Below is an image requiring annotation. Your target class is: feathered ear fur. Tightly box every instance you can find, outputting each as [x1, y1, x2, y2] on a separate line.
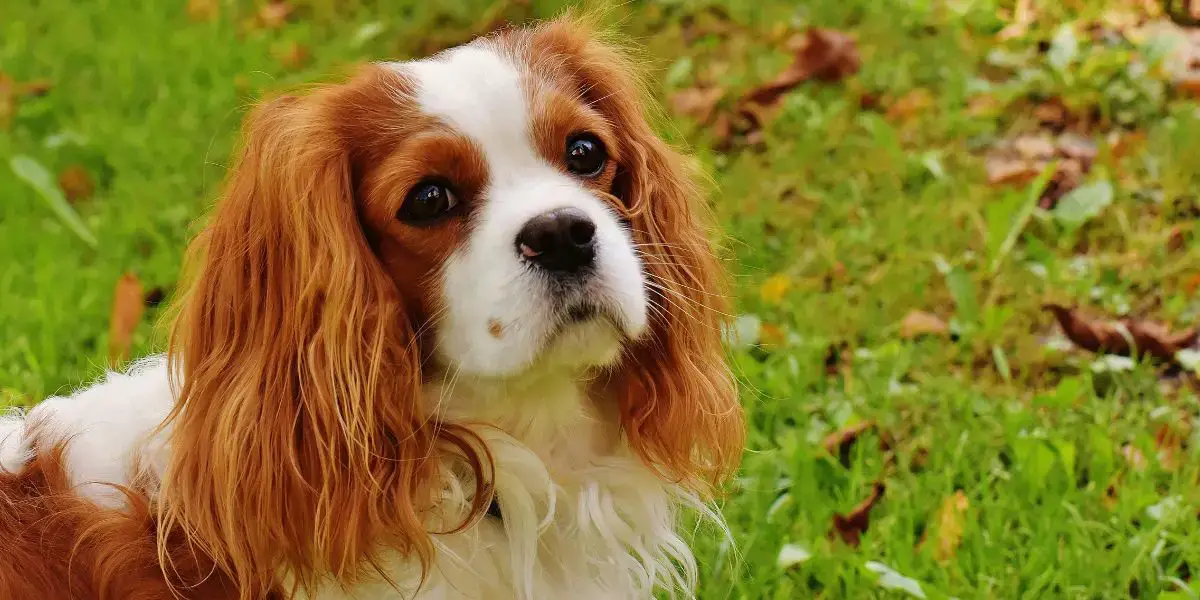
[528, 19, 745, 494]
[160, 73, 485, 598]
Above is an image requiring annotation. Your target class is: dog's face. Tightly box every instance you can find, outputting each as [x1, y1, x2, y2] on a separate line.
[163, 19, 743, 594]
[358, 41, 650, 377]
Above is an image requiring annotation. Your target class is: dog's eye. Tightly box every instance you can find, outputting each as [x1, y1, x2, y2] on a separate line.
[397, 179, 458, 224]
[565, 134, 607, 177]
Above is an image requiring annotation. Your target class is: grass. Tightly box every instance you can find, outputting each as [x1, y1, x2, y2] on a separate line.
[4, 0, 1200, 598]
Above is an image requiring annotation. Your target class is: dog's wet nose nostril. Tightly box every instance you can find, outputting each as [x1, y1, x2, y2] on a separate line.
[516, 208, 596, 274]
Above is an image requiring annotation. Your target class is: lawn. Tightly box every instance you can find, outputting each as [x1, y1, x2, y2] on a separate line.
[4, 0, 1200, 598]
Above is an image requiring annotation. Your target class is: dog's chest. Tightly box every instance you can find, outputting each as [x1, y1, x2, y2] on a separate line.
[309, 379, 693, 599]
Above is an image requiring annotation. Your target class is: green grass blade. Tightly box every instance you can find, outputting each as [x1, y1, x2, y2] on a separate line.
[10, 155, 98, 249]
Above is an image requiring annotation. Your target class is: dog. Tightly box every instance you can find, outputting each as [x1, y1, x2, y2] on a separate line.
[0, 17, 743, 599]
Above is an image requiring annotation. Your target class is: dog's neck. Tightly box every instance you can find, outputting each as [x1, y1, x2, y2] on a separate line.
[424, 366, 623, 471]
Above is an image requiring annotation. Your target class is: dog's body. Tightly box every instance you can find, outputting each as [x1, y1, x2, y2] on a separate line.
[1, 358, 699, 598]
[0, 18, 742, 600]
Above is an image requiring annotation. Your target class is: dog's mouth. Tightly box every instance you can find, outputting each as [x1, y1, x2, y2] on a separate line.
[550, 299, 625, 339]
[564, 303, 598, 325]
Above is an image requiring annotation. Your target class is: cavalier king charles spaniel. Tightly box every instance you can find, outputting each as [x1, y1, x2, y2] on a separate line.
[0, 17, 743, 600]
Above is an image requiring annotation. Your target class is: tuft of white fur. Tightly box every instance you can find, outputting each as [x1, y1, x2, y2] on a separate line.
[1, 357, 174, 506]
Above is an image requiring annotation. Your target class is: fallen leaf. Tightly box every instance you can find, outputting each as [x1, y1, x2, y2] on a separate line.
[1154, 422, 1190, 471]
[742, 29, 860, 107]
[821, 420, 876, 466]
[759, 273, 793, 304]
[966, 94, 1001, 118]
[15, 79, 51, 96]
[998, 0, 1037, 40]
[1045, 304, 1199, 364]
[1, 74, 53, 130]
[1056, 133, 1098, 165]
[258, 1, 294, 29]
[922, 491, 969, 561]
[57, 164, 95, 203]
[900, 310, 949, 339]
[187, 0, 220, 22]
[831, 481, 886, 547]
[1185, 274, 1200, 296]
[759, 322, 786, 347]
[1033, 98, 1070, 128]
[1109, 130, 1147, 160]
[824, 341, 852, 378]
[884, 88, 934, 123]
[680, 5, 736, 46]
[985, 155, 1040, 186]
[669, 86, 724, 124]
[1167, 225, 1189, 252]
[1040, 159, 1086, 210]
[1013, 135, 1058, 160]
[273, 41, 309, 70]
[108, 273, 146, 366]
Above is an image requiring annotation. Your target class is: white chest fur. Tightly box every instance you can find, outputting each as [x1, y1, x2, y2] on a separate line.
[0, 359, 704, 599]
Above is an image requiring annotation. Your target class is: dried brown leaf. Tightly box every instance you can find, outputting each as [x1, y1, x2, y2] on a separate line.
[1056, 132, 1098, 164]
[985, 155, 1040, 186]
[680, 6, 736, 46]
[759, 322, 786, 348]
[998, 0, 1036, 40]
[742, 28, 860, 107]
[1154, 422, 1190, 471]
[1167, 225, 1190, 252]
[1109, 131, 1148, 160]
[16, 79, 51, 96]
[900, 310, 949, 339]
[1, 74, 53, 130]
[822, 420, 875, 462]
[1039, 158, 1085, 210]
[669, 86, 725, 124]
[921, 491, 969, 561]
[831, 481, 886, 547]
[58, 165, 95, 203]
[1179, 76, 1200, 99]
[1045, 303, 1200, 364]
[884, 88, 934, 123]
[258, 1, 294, 29]
[108, 274, 145, 366]
[1033, 98, 1070, 128]
[187, 0, 220, 22]
[966, 94, 1001, 118]
[1185, 274, 1200, 296]
[274, 41, 309, 70]
[1014, 135, 1057, 160]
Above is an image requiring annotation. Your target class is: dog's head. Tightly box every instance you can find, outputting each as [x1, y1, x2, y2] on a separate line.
[163, 17, 743, 595]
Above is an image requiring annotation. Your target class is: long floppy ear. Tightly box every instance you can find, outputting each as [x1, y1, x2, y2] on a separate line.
[531, 19, 745, 494]
[160, 74, 484, 597]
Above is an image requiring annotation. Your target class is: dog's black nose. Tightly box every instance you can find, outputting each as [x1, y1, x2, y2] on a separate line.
[516, 208, 596, 274]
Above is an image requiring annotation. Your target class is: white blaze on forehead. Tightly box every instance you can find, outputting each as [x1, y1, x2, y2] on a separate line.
[402, 44, 541, 176]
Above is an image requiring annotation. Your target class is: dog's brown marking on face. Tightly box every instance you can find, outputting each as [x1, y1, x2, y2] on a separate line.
[487, 319, 504, 340]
